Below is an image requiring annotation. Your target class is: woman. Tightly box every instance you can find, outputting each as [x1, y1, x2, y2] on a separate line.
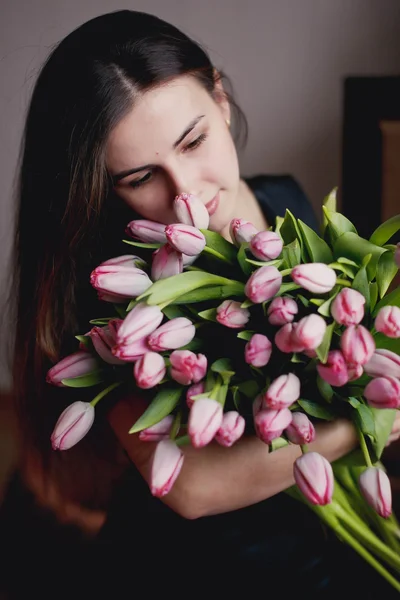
[4, 9, 400, 597]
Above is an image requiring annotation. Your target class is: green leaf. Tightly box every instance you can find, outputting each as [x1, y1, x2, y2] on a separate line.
[297, 399, 335, 420]
[369, 407, 396, 461]
[369, 282, 378, 313]
[237, 330, 255, 341]
[173, 282, 245, 304]
[237, 379, 259, 399]
[270, 436, 289, 451]
[328, 261, 357, 278]
[350, 400, 376, 439]
[241, 299, 253, 309]
[275, 216, 285, 236]
[317, 294, 337, 317]
[231, 386, 241, 410]
[276, 283, 302, 296]
[211, 358, 234, 374]
[237, 243, 253, 276]
[75, 335, 91, 349]
[323, 187, 338, 212]
[61, 370, 105, 388]
[374, 333, 400, 354]
[282, 239, 302, 269]
[316, 374, 334, 402]
[315, 322, 335, 363]
[129, 385, 182, 433]
[376, 250, 398, 298]
[333, 232, 386, 281]
[162, 305, 188, 320]
[352, 263, 370, 314]
[310, 298, 324, 307]
[372, 285, 400, 316]
[245, 259, 283, 268]
[298, 220, 333, 263]
[123, 239, 161, 249]
[280, 210, 307, 262]
[89, 317, 114, 325]
[369, 214, 400, 246]
[200, 229, 238, 264]
[322, 207, 357, 245]
[197, 308, 217, 322]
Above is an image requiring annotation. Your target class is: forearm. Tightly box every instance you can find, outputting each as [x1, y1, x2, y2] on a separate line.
[108, 396, 358, 520]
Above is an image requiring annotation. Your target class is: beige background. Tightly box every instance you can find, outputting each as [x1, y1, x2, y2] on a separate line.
[1, 0, 400, 388]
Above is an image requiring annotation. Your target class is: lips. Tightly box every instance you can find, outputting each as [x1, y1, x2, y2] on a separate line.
[205, 192, 220, 216]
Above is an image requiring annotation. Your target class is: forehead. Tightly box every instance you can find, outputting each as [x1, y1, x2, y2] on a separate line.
[106, 75, 213, 169]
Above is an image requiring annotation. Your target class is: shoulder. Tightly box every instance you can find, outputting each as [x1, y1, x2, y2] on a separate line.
[245, 174, 320, 232]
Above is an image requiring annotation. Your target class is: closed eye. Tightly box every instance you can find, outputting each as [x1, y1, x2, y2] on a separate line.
[182, 132, 208, 152]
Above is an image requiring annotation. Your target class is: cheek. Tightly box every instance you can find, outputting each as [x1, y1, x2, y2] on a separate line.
[205, 130, 239, 184]
[115, 186, 175, 224]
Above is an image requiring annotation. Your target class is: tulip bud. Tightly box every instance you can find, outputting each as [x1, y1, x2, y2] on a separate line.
[148, 317, 196, 352]
[188, 398, 223, 448]
[245, 265, 282, 304]
[186, 382, 206, 408]
[46, 351, 100, 387]
[249, 231, 283, 261]
[294, 452, 334, 505]
[364, 348, 400, 379]
[134, 352, 166, 389]
[229, 218, 258, 246]
[316, 350, 349, 387]
[245, 333, 272, 367]
[116, 303, 164, 347]
[112, 336, 150, 361]
[330, 288, 365, 326]
[169, 350, 207, 385]
[340, 324, 375, 366]
[51, 401, 95, 450]
[216, 300, 250, 329]
[364, 376, 400, 409]
[101, 254, 147, 270]
[359, 467, 392, 518]
[215, 411, 246, 447]
[89, 320, 125, 365]
[347, 363, 363, 381]
[264, 373, 301, 409]
[285, 412, 316, 445]
[267, 296, 298, 326]
[254, 408, 292, 444]
[395, 243, 400, 268]
[139, 415, 174, 442]
[173, 192, 210, 230]
[150, 439, 184, 497]
[292, 314, 327, 351]
[165, 224, 206, 256]
[90, 264, 152, 299]
[375, 306, 400, 338]
[126, 219, 167, 243]
[274, 323, 304, 354]
[291, 263, 336, 294]
[151, 244, 183, 281]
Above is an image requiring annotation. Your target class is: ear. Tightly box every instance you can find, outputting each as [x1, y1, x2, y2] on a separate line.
[213, 69, 231, 123]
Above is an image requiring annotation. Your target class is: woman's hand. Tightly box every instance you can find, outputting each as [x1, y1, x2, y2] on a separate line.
[385, 411, 400, 447]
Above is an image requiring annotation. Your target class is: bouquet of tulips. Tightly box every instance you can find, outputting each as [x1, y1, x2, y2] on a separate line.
[48, 190, 400, 590]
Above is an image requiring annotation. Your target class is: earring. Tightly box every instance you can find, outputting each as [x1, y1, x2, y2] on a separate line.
[226, 118, 231, 127]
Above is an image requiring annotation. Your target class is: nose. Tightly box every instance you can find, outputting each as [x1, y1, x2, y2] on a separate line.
[166, 162, 200, 200]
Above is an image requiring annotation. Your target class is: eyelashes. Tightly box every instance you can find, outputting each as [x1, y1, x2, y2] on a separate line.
[129, 133, 208, 189]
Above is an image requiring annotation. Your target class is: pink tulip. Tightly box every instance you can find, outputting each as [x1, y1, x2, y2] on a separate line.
[375, 306, 400, 338]
[291, 263, 336, 294]
[229, 218, 258, 246]
[364, 376, 400, 409]
[51, 401, 95, 450]
[394, 243, 400, 268]
[173, 192, 210, 230]
[134, 352, 166, 389]
[151, 244, 183, 281]
[244, 265, 282, 304]
[89, 319, 125, 365]
[264, 373, 301, 409]
[364, 348, 400, 379]
[186, 382, 206, 408]
[112, 336, 150, 361]
[348, 363, 363, 381]
[216, 300, 250, 329]
[292, 314, 327, 351]
[139, 415, 174, 442]
[254, 408, 293, 444]
[125, 219, 167, 243]
[150, 439, 184, 497]
[341, 324, 375, 366]
[188, 398, 223, 448]
[294, 452, 334, 506]
[215, 411, 246, 447]
[285, 412, 316, 445]
[245, 333, 272, 367]
[267, 296, 298, 326]
[249, 231, 283, 261]
[165, 224, 206, 256]
[90, 264, 152, 299]
[169, 350, 207, 385]
[116, 303, 164, 347]
[101, 254, 147, 269]
[359, 467, 392, 518]
[46, 351, 100, 387]
[275, 323, 304, 354]
[330, 288, 365, 326]
[316, 350, 349, 387]
[147, 317, 196, 352]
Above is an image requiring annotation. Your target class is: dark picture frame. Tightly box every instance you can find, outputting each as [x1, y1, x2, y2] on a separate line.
[341, 76, 400, 239]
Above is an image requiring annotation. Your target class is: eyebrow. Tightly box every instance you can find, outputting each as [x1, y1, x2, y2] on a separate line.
[111, 115, 205, 184]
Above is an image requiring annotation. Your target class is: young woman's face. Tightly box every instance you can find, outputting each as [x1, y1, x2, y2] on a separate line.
[106, 75, 241, 234]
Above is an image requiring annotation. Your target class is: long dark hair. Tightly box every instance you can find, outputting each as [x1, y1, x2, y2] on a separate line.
[10, 9, 247, 509]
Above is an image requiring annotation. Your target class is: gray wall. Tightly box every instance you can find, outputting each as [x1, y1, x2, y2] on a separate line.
[1, 0, 400, 386]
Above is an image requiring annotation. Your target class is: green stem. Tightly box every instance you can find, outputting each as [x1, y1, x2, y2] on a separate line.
[280, 268, 292, 277]
[336, 278, 352, 287]
[90, 381, 122, 407]
[203, 246, 234, 265]
[175, 434, 190, 447]
[358, 431, 373, 468]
